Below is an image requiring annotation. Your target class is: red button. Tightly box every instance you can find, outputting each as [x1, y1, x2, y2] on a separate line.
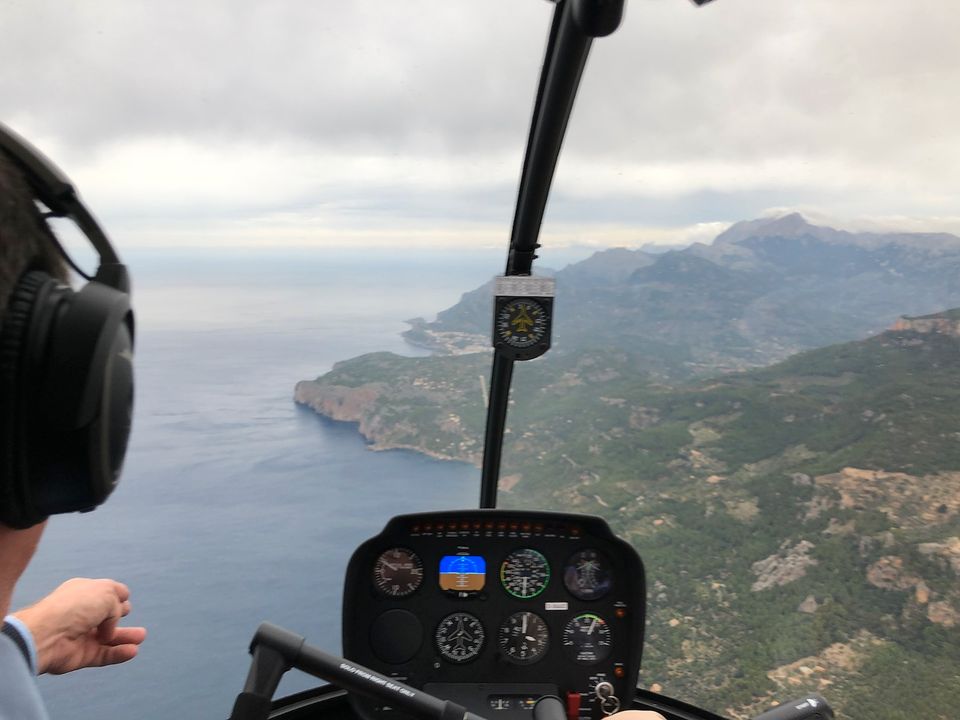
[566, 692, 581, 720]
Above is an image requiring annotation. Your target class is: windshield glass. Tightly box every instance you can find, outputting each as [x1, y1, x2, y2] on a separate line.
[7, 2, 959, 720]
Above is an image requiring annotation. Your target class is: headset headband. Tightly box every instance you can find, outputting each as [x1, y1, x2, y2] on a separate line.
[0, 122, 129, 294]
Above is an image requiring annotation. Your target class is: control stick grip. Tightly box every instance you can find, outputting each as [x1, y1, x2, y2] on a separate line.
[752, 695, 834, 720]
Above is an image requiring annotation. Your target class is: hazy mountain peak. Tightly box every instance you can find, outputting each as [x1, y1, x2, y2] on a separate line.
[714, 213, 820, 245]
[713, 213, 960, 251]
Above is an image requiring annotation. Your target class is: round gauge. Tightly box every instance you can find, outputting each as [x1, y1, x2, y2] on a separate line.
[562, 613, 613, 665]
[498, 611, 549, 665]
[500, 548, 550, 599]
[435, 613, 485, 663]
[495, 298, 549, 349]
[563, 548, 613, 600]
[373, 548, 424, 598]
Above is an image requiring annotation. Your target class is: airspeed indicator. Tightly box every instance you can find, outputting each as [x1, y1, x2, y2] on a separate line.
[500, 548, 550, 599]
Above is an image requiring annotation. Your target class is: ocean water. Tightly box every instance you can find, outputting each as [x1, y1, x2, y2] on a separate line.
[11, 248, 529, 720]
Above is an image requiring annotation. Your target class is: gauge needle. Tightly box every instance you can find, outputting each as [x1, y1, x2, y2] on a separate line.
[587, 618, 597, 635]
[525, 636, 537, 642]
[522, 577, 528, 594]
[522, 614, 528, 634]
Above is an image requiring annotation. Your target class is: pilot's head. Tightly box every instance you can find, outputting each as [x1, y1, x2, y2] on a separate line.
[0, 125, 134, 536]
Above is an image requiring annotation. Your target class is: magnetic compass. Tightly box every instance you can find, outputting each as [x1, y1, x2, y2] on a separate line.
[492, 276, 555, 361]
[495, 298, 549, 349]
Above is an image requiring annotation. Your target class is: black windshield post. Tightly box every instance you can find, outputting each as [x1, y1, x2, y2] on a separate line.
[480, 354, 514, 509]
[478, 0, 625, 509]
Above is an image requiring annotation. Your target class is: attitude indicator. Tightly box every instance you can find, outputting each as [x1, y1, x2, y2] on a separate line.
[439, 555, 486, 592]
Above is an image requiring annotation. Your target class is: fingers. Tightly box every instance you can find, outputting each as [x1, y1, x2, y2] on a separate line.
[91, 626, 146, 667]
[103, 579, 131, 604]
[95, 581, 133, 643]
[93, 642, 141, 668]
[97, 614, 120, 643]
[106, 626, 147, 647]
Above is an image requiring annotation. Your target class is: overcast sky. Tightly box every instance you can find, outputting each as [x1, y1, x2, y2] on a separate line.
[3, 0, 959, 251]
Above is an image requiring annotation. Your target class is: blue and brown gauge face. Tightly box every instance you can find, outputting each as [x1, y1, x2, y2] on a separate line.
[563, 549, 613, 601]
[436, 612, 485, 664]
[562, 613, 612, 665]
[373, 547, 424, 598]
[495, 298, 549, 349]
[439, 555, 486, 592]
[498, 611, 549, 664]
[500, 548, 550, 599]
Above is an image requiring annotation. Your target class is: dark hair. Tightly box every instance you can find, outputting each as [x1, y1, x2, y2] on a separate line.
[0, 153, 68, 318]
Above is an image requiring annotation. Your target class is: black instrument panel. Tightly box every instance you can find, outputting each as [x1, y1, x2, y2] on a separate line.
[342, 511, 645, 720]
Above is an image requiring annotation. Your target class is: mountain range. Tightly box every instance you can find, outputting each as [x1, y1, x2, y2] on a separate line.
[404, 214, 960, 376]
[294, 215, 960, 719]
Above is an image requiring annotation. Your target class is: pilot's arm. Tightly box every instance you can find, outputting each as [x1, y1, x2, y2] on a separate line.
[12, 578, 146, 675]
[609, 711, 667, 720]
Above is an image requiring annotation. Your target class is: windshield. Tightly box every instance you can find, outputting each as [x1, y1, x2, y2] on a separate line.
[7, 2, 960, 720]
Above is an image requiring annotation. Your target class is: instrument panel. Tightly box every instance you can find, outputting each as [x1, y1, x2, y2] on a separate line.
[342, 511, 645, 720]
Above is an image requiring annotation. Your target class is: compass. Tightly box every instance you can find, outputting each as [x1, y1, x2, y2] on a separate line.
[495, 298, 549, 348]
[491, 276, 555, 361]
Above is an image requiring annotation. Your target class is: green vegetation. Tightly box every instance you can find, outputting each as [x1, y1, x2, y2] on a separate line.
[298, 317, 960, 719]
[299, 220, 960, 716]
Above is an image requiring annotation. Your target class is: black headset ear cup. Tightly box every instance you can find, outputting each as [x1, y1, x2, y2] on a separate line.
[40, 280, 134, 513]
[0, 270, 134, 528]
[0, 270, 57, 527]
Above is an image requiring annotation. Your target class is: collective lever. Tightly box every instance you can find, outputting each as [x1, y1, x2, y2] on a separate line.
[229, 622, 491, 720]
[751, 695, 834, 720]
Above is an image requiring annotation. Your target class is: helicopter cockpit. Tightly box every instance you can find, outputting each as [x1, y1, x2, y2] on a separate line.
[228, 510, 827, 720]
[227, 6, 834, 719]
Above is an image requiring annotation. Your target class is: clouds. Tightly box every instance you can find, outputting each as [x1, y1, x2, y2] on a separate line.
[2, 0, 959, 248]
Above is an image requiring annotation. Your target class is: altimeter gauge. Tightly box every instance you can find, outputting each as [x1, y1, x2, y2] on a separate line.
[500, 548, 550, 599]
[373, 547, 424, 598]
[498, 611, 550, 665]
[562, 613, 613, 665]
[436, 613, 485, 663]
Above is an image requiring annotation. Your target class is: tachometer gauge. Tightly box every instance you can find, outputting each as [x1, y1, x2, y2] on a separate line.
[563, 549, 612, 600]
[562, 613, 612, 665]
[500, 548, 550, 599]
[373, 548, 423, 598]
[498, 611, 549, 665]
[436, 613, 485, 663]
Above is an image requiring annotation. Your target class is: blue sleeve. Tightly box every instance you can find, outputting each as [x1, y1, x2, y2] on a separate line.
[0, 631, 49, 719]
[2, 614, 38, 675]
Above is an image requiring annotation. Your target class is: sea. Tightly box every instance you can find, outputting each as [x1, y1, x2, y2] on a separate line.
[11, 246, 590, 720]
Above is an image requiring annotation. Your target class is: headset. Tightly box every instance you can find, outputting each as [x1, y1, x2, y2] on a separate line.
[0, 122, 134, 529]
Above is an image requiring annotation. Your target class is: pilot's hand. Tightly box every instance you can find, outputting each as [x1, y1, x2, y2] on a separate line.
[607, 712, 667, 720]
[13, 578, 147, 675]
